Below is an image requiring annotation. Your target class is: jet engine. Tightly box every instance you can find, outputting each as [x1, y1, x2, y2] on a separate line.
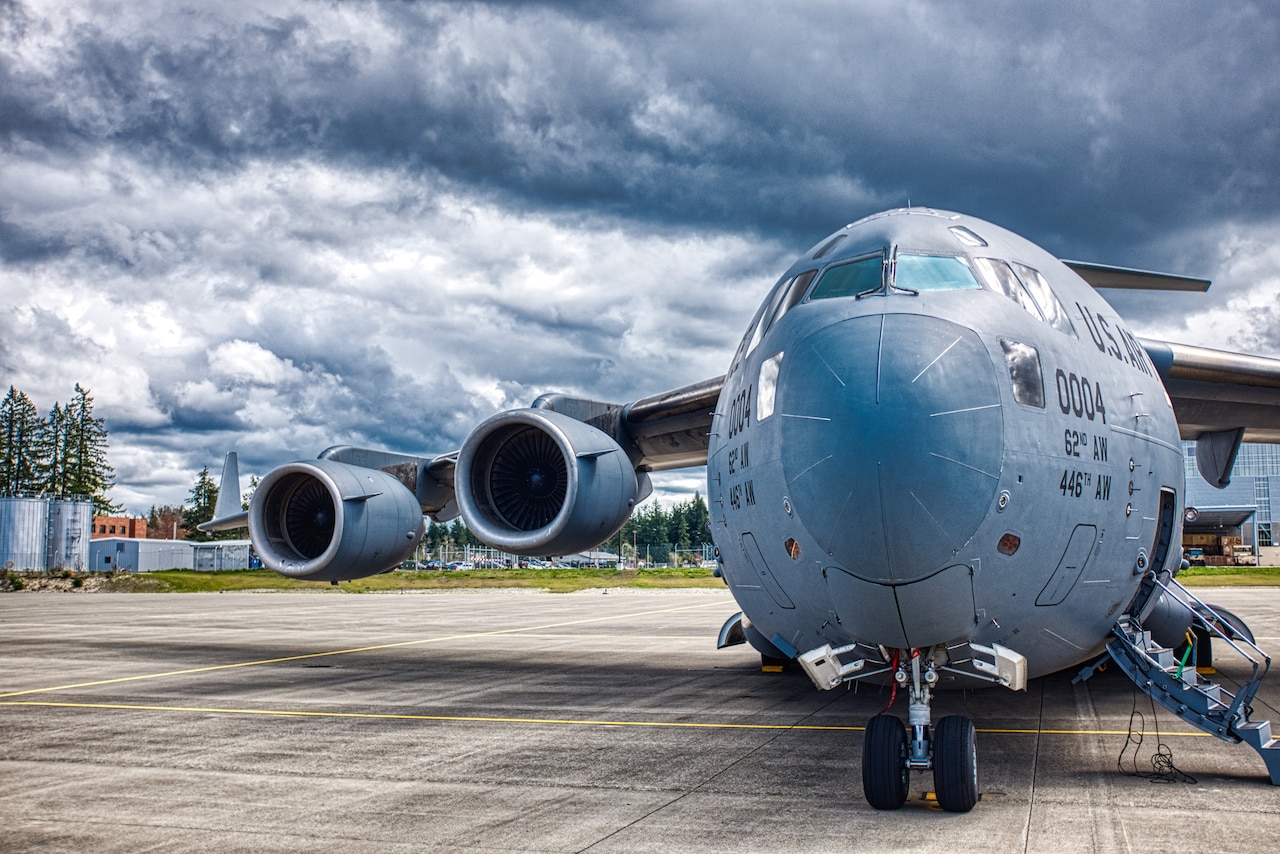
[248, 459, 425, 582]
[456, 408, 646, 556]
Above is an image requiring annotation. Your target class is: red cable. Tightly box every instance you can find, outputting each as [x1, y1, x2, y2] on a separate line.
[880, 649, 900, 714]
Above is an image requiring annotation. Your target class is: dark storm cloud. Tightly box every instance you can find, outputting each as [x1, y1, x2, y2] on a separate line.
[7, 1, 1277, 254]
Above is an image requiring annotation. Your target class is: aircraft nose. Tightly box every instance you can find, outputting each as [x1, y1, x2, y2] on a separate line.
[779, 313, 1004, 584]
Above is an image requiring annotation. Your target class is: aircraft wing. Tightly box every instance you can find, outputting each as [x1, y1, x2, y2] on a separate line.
[199, 375, 725, 538]
[1064, 261, 1210, 292]
[614, 375, 724, 470]
[1142, 338, 1280, 444]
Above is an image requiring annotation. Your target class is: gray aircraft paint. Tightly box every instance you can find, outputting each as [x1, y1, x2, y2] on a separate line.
[708, 209, 1181, 682]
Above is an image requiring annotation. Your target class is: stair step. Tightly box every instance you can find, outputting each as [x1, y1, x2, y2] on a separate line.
[1234, 721, 1280, 785]
[1237, 720, 1274, 748]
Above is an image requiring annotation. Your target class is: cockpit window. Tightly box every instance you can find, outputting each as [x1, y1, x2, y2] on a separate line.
[808, 255, 882, 300]
[972, 257, 1043, 321]
[746, 271, 805, 355]
[1010, 262, 1076, 337]
[735, 274, 789, 363]
[973, 258, 1076, 338]
[895, 254, 981, 291]
[764, 269, 818, 333]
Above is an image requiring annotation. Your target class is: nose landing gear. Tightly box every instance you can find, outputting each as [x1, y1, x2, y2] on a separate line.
[797, 639, 1023, 812]
[861, 713, 978, 812]
[860, 650, 978, 812]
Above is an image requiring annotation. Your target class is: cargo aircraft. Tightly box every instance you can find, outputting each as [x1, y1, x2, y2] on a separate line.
[203, 208, 1280, 812]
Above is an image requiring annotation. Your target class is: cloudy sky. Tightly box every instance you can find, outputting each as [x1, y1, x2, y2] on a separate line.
[3, 0, 1279, 515]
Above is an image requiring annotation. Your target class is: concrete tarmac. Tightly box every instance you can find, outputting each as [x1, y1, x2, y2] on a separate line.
[2, 587, 1279, 853]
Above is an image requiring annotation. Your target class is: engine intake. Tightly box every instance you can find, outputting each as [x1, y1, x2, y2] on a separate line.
[457, 409, 645, 556]
[249, 459, 425, 582]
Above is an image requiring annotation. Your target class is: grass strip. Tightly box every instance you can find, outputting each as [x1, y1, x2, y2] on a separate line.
[97, 566, 725, 594]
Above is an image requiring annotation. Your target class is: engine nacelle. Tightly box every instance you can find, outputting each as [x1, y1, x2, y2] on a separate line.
[456, 408, 645, 556]
[248, 459, 425, 582]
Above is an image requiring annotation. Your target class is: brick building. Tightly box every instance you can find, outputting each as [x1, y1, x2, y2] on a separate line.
[91, 515, 148, 539]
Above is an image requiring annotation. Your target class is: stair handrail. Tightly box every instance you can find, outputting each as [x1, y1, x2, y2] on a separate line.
[1157, 575, 1270, 668]
[1154, 575, 1271, 720]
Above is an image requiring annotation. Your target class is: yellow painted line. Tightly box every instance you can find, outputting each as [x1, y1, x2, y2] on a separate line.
[0, 700, 860, 731]
[0, 700, 1221, 738]
[0, 600, 728, 699]
[978, 727, 1214, 738]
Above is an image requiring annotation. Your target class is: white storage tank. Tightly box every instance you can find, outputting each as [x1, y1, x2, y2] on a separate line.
[48, 499, 93, 572]
[0, 497, 50, 572]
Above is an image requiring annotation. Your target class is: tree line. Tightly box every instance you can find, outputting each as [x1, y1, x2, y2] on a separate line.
[421, 491, 713, 562]
[0, 384, 119, 514]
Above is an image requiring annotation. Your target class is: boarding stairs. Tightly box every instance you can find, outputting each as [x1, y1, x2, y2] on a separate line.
[1096, 573, 1280, 783]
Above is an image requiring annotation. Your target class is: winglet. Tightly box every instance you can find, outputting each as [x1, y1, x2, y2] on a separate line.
[197, 452, 250, 533]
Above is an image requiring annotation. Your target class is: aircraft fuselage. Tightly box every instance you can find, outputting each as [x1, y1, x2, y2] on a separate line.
[707, 208, 1184, 683]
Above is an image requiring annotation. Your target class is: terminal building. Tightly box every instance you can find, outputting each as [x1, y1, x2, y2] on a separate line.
[1184, 442, 1280, 566]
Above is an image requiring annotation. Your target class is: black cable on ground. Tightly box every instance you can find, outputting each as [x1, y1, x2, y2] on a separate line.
[1117, 684, 1197, 784]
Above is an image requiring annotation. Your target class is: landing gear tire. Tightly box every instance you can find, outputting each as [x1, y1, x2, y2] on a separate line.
[862, 714, 909, 810]
[933, 715, 978, 813]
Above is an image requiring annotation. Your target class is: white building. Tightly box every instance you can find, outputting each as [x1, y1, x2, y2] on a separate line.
[87, 538, 252, 572]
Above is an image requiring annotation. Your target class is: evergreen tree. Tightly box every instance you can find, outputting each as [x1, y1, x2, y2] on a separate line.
[670, 503, 691, 550]
[63, 385, 118, 510]
[0, 386, 42, 495]
[449, 518, 476, 548]
[182, 467, 221, 541]
[425, 520, 450, 553]
[642, 501, 671, 548]
[0, 383, 120, 511]
[34, 402, 67, 496]
[685, 492, 710, 544]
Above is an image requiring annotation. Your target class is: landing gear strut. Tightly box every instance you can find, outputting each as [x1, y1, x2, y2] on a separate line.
[859, 649, 978, 812]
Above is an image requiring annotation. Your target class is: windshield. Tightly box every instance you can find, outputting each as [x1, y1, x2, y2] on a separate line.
[895, 255, 981, 291]
[808, 252, 980, 301]
[808, 255, 882, 300]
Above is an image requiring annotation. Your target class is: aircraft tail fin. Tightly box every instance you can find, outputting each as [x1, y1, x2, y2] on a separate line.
[197, 452, 250, 533]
